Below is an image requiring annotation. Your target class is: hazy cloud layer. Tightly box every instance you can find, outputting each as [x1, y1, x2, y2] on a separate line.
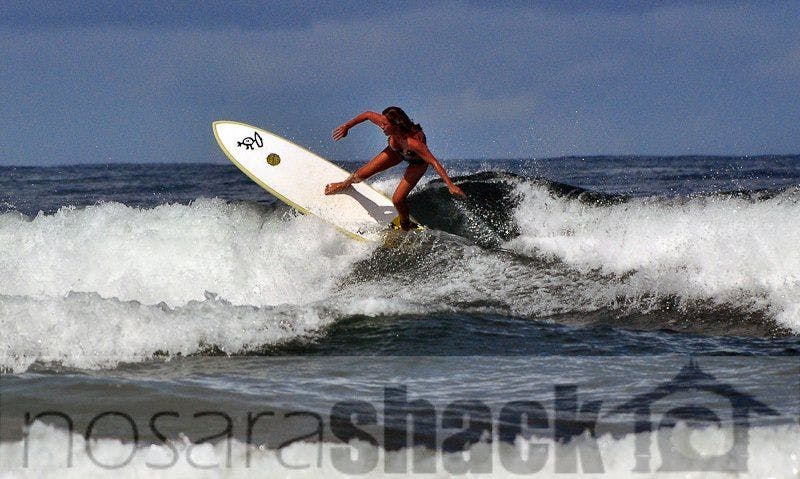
[1, 1, 798, 165]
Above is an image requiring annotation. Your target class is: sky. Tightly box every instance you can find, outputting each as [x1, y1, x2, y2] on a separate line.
[1, 1, 799, 166]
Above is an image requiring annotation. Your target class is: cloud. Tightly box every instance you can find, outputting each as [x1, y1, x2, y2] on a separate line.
[1, 1, 798, 165]
[0, 1, 427, 30]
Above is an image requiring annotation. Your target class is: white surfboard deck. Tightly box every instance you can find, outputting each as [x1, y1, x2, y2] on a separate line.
[212, 120, 402, 241]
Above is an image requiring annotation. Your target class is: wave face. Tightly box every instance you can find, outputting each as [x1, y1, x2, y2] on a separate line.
[1, 169, 799, 371]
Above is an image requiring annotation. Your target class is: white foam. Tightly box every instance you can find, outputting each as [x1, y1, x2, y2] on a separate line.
[337, 297, 432, 317]
[0, 200, 380, 371]
[0, 198, 508, 371]
[2, 187, 798, 371]
[0, 291, 339, 372]
[506, 183, 800, 331]
[1, 420, 797, 478]
[0, 199, 370, 308]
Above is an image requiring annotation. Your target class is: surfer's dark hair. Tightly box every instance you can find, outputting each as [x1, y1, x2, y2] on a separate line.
[382, 106, 422, 134]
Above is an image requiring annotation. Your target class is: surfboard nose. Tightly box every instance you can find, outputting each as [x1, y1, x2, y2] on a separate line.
[212, 120, 410, 241]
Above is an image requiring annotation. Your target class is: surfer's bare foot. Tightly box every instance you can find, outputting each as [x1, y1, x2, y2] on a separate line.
[324, 181, 349, 195]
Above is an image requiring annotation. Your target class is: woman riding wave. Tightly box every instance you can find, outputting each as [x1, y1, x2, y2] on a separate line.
[324, 106, 465, 230]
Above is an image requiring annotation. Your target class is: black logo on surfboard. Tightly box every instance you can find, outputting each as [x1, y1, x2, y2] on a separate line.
[237, 131, 263, 150]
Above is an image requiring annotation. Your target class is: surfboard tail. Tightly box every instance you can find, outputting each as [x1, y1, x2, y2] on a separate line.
[389, 216, 423, 231]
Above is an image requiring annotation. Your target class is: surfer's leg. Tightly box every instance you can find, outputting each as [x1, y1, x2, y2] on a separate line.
[355, 147, 403, 180]
[325, 148, 402, 195]
[392, 162, 428, 229]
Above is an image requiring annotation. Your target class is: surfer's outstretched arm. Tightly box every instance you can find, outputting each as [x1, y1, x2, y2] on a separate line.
[332, 111, 389, 140]
[407, 138, 465, 197]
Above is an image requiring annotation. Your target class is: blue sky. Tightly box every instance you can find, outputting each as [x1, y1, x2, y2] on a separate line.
[1, 1, 798, 165]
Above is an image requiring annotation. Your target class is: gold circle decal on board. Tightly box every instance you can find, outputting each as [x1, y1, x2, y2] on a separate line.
[266, 153, 281, 166]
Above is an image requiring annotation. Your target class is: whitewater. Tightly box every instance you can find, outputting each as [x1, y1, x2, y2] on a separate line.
[1, 158, 798, 478]
[1, 161, 799, 371]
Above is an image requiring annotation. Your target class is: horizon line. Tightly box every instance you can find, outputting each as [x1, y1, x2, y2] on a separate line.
[2, 153, 799, 168]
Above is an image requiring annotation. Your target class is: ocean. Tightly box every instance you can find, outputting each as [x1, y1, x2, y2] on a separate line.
[1, 156, 798, 477]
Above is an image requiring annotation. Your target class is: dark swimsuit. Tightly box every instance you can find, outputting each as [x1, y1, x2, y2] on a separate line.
[388, 134, 426, 165]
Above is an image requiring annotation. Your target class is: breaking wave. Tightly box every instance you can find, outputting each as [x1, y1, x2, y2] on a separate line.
[1, 173, 798, 371]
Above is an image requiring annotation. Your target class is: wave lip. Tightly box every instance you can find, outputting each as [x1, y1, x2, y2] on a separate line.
[505, 181, 800, 332]
[0, 198, 371, 307]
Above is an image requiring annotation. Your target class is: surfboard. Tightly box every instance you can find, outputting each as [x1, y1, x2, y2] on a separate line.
[212, 120, 417, 241]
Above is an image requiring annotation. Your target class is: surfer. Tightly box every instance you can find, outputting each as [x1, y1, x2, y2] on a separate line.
[324, 106, 465, 230]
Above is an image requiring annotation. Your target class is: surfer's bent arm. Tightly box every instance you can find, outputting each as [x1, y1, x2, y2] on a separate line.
[409, 139, 466, 197]
[333, 111, 388, 141]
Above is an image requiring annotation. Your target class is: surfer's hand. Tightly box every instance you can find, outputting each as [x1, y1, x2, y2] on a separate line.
[332, 124, 349, 141]
[448, 184, 466, 197]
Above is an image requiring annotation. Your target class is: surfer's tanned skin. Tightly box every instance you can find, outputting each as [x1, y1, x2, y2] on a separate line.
[324, 106, 465, 230]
